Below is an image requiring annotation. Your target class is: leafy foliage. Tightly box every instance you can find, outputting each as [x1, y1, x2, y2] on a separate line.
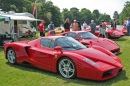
[119, 1, 130, 24]
[0, 0, 129, 26]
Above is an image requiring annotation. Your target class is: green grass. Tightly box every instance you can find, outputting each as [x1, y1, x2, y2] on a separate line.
[0, 36, 130, 86]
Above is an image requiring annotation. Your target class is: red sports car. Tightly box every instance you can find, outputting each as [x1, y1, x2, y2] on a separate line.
[116, 25, 127, 35]
[4, 36, 123, 80]
[105, 25, 125, 38]
[83, 25, 124, 39]
[61, 31, 120, 55]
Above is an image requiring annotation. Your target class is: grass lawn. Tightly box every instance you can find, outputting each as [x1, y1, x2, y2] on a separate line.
[0, 35, 130, 86]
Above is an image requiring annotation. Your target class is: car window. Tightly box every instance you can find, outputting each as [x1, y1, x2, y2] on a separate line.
[79, 32, 97, 39]
[40, 38, 52, 48]
[55, 37, 86, 50]
[49, 40, 55, 49]
[66, 33, 78, 39]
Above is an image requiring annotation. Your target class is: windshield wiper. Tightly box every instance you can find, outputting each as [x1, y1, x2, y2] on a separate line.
[62, 46, 74, 49]
[84, 37, 92, 39]
[76, 47, 84, 50]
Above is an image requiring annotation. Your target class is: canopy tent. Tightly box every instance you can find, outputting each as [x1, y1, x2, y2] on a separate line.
[0, 15, 41, 21]
[0, 15, 10, 22]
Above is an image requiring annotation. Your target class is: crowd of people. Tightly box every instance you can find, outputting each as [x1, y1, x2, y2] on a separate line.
[38, 17, 130, 37]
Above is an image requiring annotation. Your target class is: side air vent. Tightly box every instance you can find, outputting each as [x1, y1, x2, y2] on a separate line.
[25, 46, 30, 56]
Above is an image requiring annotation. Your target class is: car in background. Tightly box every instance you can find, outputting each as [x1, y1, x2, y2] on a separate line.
[116, 25, 127, 35]
[105, 25, 125, 38]
[61, 31, 120, 55]
[4, 36, 123, 80]
[83, 25, 124, 39]
[0, 27, 14, 47]
[47, 27, 64, 36]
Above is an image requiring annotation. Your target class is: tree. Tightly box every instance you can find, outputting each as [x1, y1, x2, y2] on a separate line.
[119, 1, 130, 24]
[80, 8, 92, 24]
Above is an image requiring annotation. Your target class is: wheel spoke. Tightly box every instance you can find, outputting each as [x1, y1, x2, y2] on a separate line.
[66, 71, 70, 77]
[61, 68, 66, 72]
[67, 61, 71, 66]
[61, 61, 66, 67]
[69, 68, 74, 73]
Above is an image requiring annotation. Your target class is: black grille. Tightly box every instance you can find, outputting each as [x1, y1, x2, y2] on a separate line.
[102, 70, 113, 77]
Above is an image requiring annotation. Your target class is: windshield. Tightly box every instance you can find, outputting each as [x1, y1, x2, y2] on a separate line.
[78, 32, 97, 39]
[55, 37, 86, 50]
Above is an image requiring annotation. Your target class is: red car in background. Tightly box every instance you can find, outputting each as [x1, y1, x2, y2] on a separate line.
[116, 25, 127, 35]
[4, 36, 123, 80]
[83, 25, 125, 39]
[61, 31, 120, 55]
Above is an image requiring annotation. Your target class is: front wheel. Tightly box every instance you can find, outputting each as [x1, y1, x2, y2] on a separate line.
[6, 48, 17, 64]
[58, 57, 76, 79]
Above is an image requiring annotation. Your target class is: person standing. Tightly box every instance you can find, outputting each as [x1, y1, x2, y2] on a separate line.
[71, 19, 79, 31]
[111, 18, 117, 30]
[38, 20, 45, 37]
[90, 20, 96, 34]
[126, 18, 130, 36]
[77, 21, 81, 30]
[64, 18, 70, 32]
[102, 20, 107, 38]
[48, 21, 54, 31]
[83, 21, 88, 29]
[123, 19, 127, 29]
[99, 24, 103, 37]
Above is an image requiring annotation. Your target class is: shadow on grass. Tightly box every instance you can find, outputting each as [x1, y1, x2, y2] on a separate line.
[6, 62, 128, 86]
[112, 37, 127, 41]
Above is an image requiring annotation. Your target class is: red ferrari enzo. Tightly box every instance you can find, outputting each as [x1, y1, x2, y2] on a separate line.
[4, 36, 123, 80]
[61, 31, 120, 55]
[83, 25, 124, 39]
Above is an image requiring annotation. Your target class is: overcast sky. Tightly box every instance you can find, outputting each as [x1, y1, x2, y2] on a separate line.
[48, 0, 128, 18]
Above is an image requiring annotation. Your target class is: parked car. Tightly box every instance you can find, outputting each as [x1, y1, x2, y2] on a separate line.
[83, 25, 124, 39]
[4, 36, 123, 80]
[0, 28, 14, 47]
[47, 27, 64, 36]
[61, 31, 120, 55]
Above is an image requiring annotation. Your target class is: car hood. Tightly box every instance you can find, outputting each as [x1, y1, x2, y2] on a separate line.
[71, 48, 117, 64]
[81, 38, 119, 51]
[107, 29, 124, 35]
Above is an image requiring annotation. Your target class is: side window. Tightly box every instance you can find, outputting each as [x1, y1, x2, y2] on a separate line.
[49, 40, 55, 49]
[40, 38, 51, 48]
[66, 33, 78, 39]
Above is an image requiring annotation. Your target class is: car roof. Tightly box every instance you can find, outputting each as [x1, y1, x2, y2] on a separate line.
[68, 31, 87, 34]
[40, 36, 65, 40]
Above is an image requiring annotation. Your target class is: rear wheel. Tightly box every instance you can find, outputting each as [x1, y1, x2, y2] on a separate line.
[58, 57, 76, 79]
[6, 48, 17, 64]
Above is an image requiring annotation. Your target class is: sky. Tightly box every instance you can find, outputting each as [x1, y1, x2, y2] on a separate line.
[48, 0, 128, 18]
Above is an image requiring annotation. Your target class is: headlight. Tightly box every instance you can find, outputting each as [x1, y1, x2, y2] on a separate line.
[83, 58, 99, 68]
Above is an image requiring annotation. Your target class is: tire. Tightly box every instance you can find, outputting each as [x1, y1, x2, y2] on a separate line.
[6, 48, 17, 64]
[58, 57, 76, 79]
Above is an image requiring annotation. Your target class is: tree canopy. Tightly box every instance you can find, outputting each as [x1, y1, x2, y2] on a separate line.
[0, 0, 129, 26]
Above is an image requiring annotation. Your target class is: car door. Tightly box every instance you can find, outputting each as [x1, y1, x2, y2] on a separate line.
[31, 38, 55, 71]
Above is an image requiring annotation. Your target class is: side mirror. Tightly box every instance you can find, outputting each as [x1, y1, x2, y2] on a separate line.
[54, 46, 62, 53]
[80, 41, 92, 48]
